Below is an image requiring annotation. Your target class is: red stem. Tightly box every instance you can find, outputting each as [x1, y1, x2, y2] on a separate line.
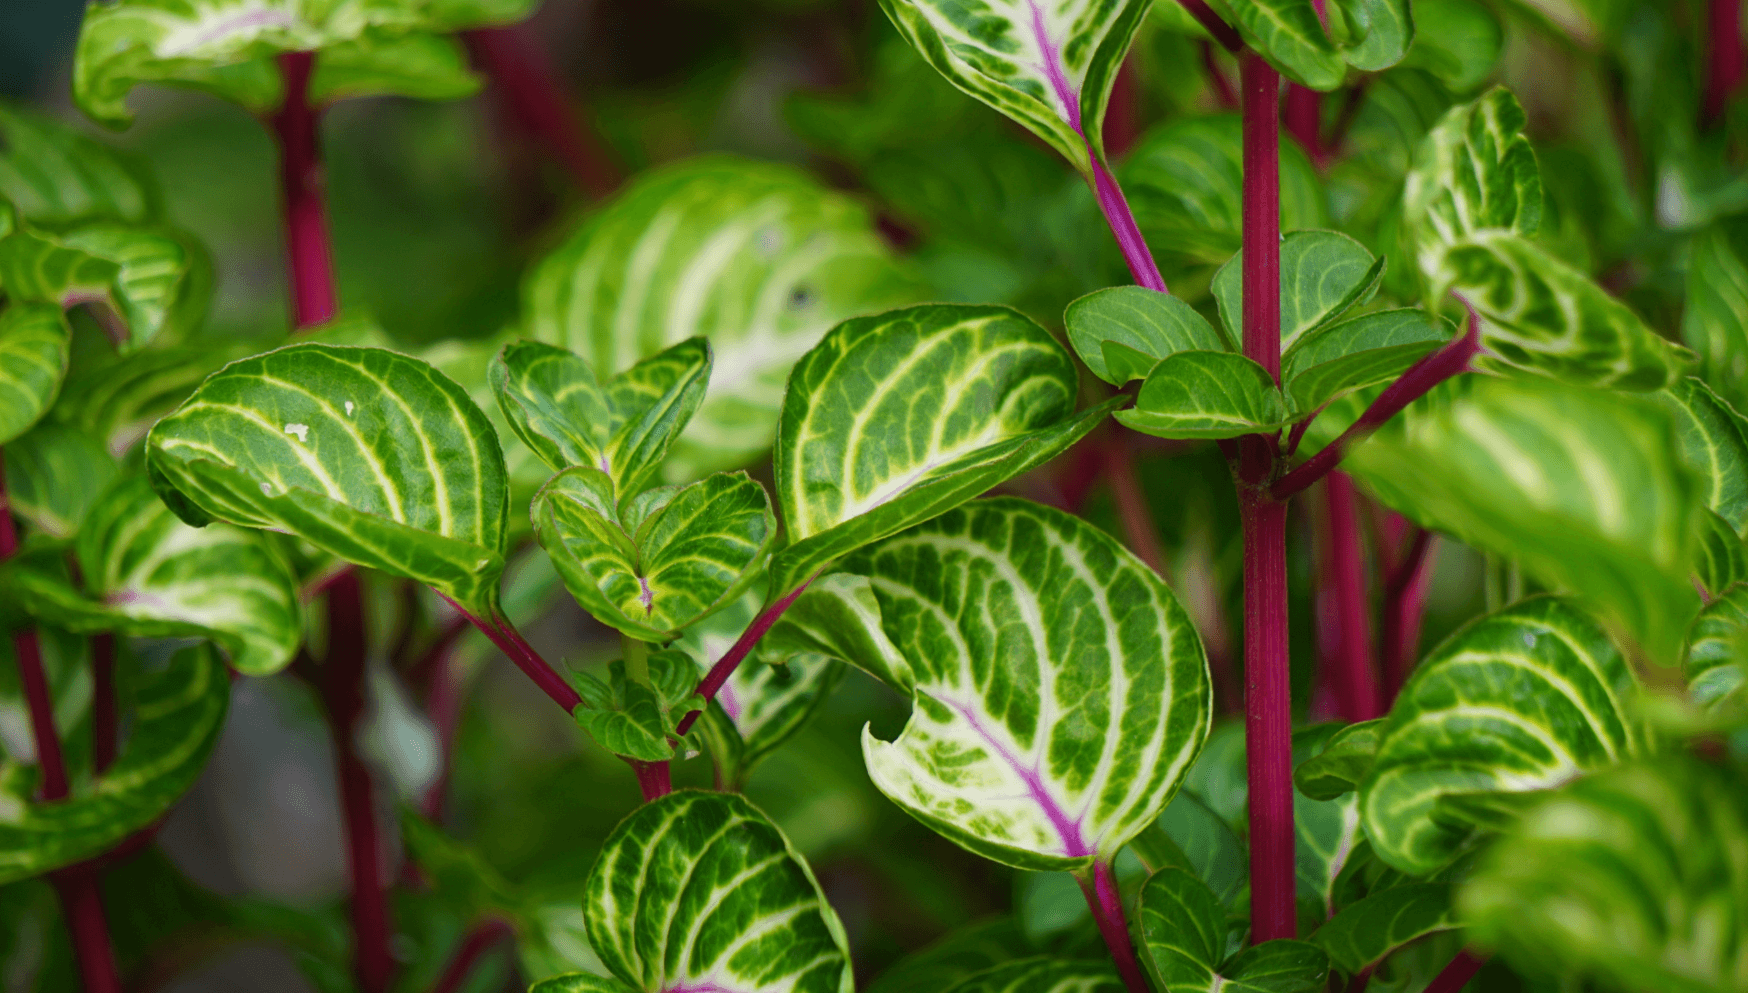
[673, 579, 817, 738]
[428, 917, 514, 993]
[630, 760, 672, 802]
[418, 645, 463, 823]
[1705, 0, 1745, 124]
[1177, 0, 1245, 52]
[1092, 158, 1169, 293]
[51, 869, 122, 993]
[463, 27, 621, 199]
[1103, 58, 1143, 159]
[1271, 309, 1482, 500]
[449, 600, 582, 713]
[1319, 473, 1380, 723]
[12, 630, 66, 801]
[1379, 526, 1437, 704]
[1106, 434, 1166, 574]
[1201, 41, 1240, 109]
[322, 572, 396, 993]
[271, 52, 338, 330]
[1284, 84, 1323, 164]
[92, 633, 117, 774]
[1241, 54, 1283, 384]
[1078, 861, 1152, 993]
[1424, 950, 1488, 993]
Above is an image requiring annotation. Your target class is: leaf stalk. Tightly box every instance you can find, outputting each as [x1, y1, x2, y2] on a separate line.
[1076, 860, 1152, 993]
[1317, 472, 1381, 723]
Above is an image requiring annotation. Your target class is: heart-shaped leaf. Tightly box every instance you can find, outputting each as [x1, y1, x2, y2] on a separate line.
[0, 423, 118, 539]
[1311, 883, 1457, 977]
[1458, 757, 1748, 993]
[1138, 865, 1330, 993]
[1294, 718, 1384, 801]
[1065, 286, 1229, 386]
[1283, 309, 1456, 414]
[1359, 596, 1652, 874]
[0, 104, 152, 228]
[0, 302, 71, 446]
[1213, 230, 1383, 351]
[936, 958, 1125, 993]
[1660, 376, 1748, 534]
[779, 498, 1211, 871]
[491, 337, 710, 493]
[769, 303, 1111, 597]
[144, 343, 510, 617]
[533, 467, 775, 641]
[1404, 88, 1541, 258]
[876, 0, 1152, 175]
[523, 156, 921, 478]
[0, 643, 228, 884]
[583, 790, 854, 993]
[1115, 351, 1291, 440]
[1346, 376, 1703, 661]
[1684, 585, 1748, 716]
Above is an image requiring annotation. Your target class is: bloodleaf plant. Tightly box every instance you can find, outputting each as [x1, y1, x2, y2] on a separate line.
[1, 0, 1746, 991]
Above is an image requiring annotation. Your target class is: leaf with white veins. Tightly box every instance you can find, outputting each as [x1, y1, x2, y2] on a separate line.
[1138, 866, 1330, 993]
[1116, 351, 1290, 440]
[0, 303, 71, 446]
[1065, 285, 1229, 386]
[1311, 883, 1457, 977]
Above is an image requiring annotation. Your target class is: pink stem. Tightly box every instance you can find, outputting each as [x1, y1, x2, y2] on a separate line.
[463, 27, 620, 199]
[672, 579, 817, 738]
[1424, 950, 1488, 993]
[630, 760, 672, 802]
[1106, 433, 1166, 574]
[1177, 0, 1245, 52]
[428, 917, 514, 993]
[51, 869, 122, 993]
[92, 633, 117, 774]
[1284, 84, 1323, 164]
[1379, 525, 1437, 704]
[322, 572, 396, 993]
[418, 645, 463, 822]
[1103, 58, 1143, 158]
[1319, 473, 1380, 723]
[1077, 861, 1152, 993]
[449, 599, 582, 713]
[1705, 0, 1745, 124]
[271, 52, 338, 330]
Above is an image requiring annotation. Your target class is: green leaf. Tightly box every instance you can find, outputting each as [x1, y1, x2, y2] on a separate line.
[1339, 0, 1414, 72]
[572, 653, 699, 762]
[1213, 231, 1383, 351]
[1399, 0, 1502, 91]
[530, 976, 631, 993]
[769, 303, 1109, 597]
[1115, 351, 1290, 440]
[1458, 757, 1748, 993]
[1204, 0, 1346, 90]
[533, 467, 775, 641]
[523, 156, 921, 478]
[307, 31, 480, 104]
[58, 223, 211, 349]
[1282, 310, 1455, 413]
[1311, 883, 1457, 976]
[1695, 509, 1748, 598]
[0, 218, 120, 307]
[1138, 866, 1330, 993]
[1359, 596, 1652, 875]
[584, 790, 854, 993]
[490, 338, 710, 493]
[875, 0, 1152, 174]
[864, 918, 1034, 993]
[1681, 221, 1748, 410]
[937, 958, 1125, 993]
[1, 423, 117, 539]
[1131, 790, 1247, 908]
[1660, 376, 1748, 534]
[0, 303, 71, 446]
[786, 498, 1211, 872]
[0, 644, 228, 884]
[1404, 88, 1541, 254]
[1346, 376, 1703, 662]
[1684, 585, 1748, 715]
[0, 103, 152, 227]
[51, 343, 250, 457]
[1120, 116, 1327, 264]
[1293, 725, 1367, 916]
[1433, 231, 1685, 389]
[144, 343, 510, 617]
[1065, 286, 1229, 386]
[1294, 719, 1384, 801]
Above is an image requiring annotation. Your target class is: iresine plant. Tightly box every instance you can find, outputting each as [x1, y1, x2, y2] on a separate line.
[0, 0, 1746, 991]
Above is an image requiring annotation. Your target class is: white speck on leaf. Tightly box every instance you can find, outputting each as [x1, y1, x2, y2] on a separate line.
[284, 423, 310, 442]
[345, 401, 354, 416]
[260, 482, 272, 495]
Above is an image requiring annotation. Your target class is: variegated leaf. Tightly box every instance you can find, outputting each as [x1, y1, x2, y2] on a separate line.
[533, 468, 775, 641]
[0, 423, 118, 539]
[1065, 285, 1228, 386]
[1338, 0, 1415, 72]
[1403, 88, 1541, 262]
[770, 304, 1112, 597]
[1116, 351, 1290, 440]
[144, 343, 510, 617]
[53, 343, 253, 457]
[573, 651, 700, 762]
[1311, 883, 1457, 976]
[584, 790, 854, 993]
[1293, 724, 1367, 916]
[1203, 0, 1345, 89]
[491, 337, 710, 494]
[937, 958, 1124, 993]
[1138, 866, 1330, 993]
[0, 216, 119, 308]
[876, 0, 1152, 175]
[1458, 757, 1748, 993]
[0, 643, 228, 884]
[1359, 596, 1652, 875]
[1696, 509, 1748, 598]
[779, 498, 1211, 872]
[1213, 231, 1384, 351]
[863, 918, 1033, 993]
[0, 302, 71, 446]
[523, 156, 921, 478]
[1347, 376, 1703, 661]
[530, 976, 629, 993]
[1684, 585, 1748, 717]
[1293, 718, 1383, 801]
[1282, 310, 1456, 414]
[57, 222, 210, 349]
[1681, 222, 1748, 410]
[0, 103, 152, 228]
[1660, 376, 1748, 534]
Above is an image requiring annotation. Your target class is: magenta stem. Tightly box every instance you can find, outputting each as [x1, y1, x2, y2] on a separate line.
[1424, 950, 1488, 993]
[51, 869, 122, 993]
[1380, 525, 1436, 704]
[1272, 310, 1482, 500]
[92, 633, 117, 774]
[463, 27, 620, 199]
[1705, 0, 1745, 124]
[1201, 41, 1240, 109]
[418, 643, 463, 823]
[1077, 861, 1152, 993]
[1241, 55, 1283, 383]
[1106, 433, 1167, 574]
[673, 579, 816, 738]
[271, 52, 338, 330]
[1177, 0, 1245, 52]
[630, 760, 672, 802]
[1092, 160, 1170, 292]
[428, 917, 514, 993]
[321, 571, 396, 993]
[1319, 472, 1380, 723]
[450, 599, 582, 713]
[1284, 84, 1324, 164]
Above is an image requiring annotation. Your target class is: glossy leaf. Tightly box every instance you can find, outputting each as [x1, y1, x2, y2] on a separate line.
[1340, 0, 1415, 72]
[1458, 757, 1748, 993]
[0, 644, 228, 884]
[1115, 351, 1290, 440]
[1282, 309, 1455, 413]
[1204, 0, 1346, 90]
[0, 424, 116, 540]
[0, 218, 119, 307]
[1347, 376, 1703, 661]
[0, 303, 71, 446]
[1131, 790, 1247, 908]
[584, 790, 853, 993]
[60, 223, 210, 349]
[937, 958, 1125, 993]
[0, 103, 152, 227]
[1138, 866, 1329, 993]
[1294, 719, 1383, 802]
[1065, 285, 1228, 386]
[144, 343, 510, 616]
[490, 337, 710, 492]
[1660, 376, 1748, 534]
[1213, 230, 1383, 351]
[876, 0, 1152, 175]
[780, 498, 1211, 872]
[1684, 585, 1748, 716]
[1695, 509, 1748, 598]
[769, 303, 1109, 597]
[1311, 883, 1457, 976]
[1292, 724, 1367, 916]
[1403, 88, 1541, 256]
[1359, 596, 1652, 874]
[573, 652, 700, 762]
[534, 468, 774, 641]
[523, 156, 921, 477]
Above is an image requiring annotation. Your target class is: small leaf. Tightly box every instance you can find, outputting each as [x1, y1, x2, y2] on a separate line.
[1283, 309, 1456, 413]
[1339, 0, 1414, 72]
[865, 918, 1033, 993]
[0, 644, 228, 884]
[1660, 376, 1748, 534]
[490, 337, 710, 492]
[1696, 509, 1748, 597]
[1294, 719, 1384, 801]
[0, 218, 120, 307]
[144, 343, 510, 617]
[573, 656, 692, 762]
[1116, 351, 1290, 440]
[584, 790, 854, 993]
[937, 958, 1125, 993]
[1131, 790, 1247, 908]
[1684, 585, 1748, 715]
[59, 222, 211, 349]
[1139, 866, 1330, 993]
[1213, 230, 1383, 350]
[1400, 0, 1502, 91]
[1293, 724, 1367, 916]
[308, 31, 481, 104]
[1065, 285, 1229, 385]
[1205, 0, 1347, 90]
[1458, 757, 1748, 993]
[876, 0, 1153, 174]
[1, 423, 117, 539]
[1311, 883, 1457, 976]
[769, 303, 1109, 597]
[1359, 596, 1651, 874]
[0, 302, 71, 446]
[534, 468, 775, 641]
[0, 103, 152, 227]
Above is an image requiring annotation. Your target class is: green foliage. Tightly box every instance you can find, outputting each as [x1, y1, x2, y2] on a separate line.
[1212, 231, 1383, 351]
[1137, 866, 1329, 992]
[1311, 883, 1457, 976]
[0, 303, 71, 446]
[1203, 0, 1413, 90]
[1117, 351, 1291, 439]
[1066, 286, 1228, 386]
[572, 653, 701, 762]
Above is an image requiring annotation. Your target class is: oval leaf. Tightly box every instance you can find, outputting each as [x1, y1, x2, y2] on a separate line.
[0, 302, 71, 446]
[1311, 883, 1457, 976]
[1660, 376, 1748, 534]
[1, 422, 118, 539]
[1205, 0, 1346, 89]
[1066, 285, 1229, 386]
[1283, 309, 1455, 414]
[1684, 585, 1748, 715]
[1139, 866, 1330, 993]
[1116, 351, 1290, 440]
[1213, 230, 1383, 350]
